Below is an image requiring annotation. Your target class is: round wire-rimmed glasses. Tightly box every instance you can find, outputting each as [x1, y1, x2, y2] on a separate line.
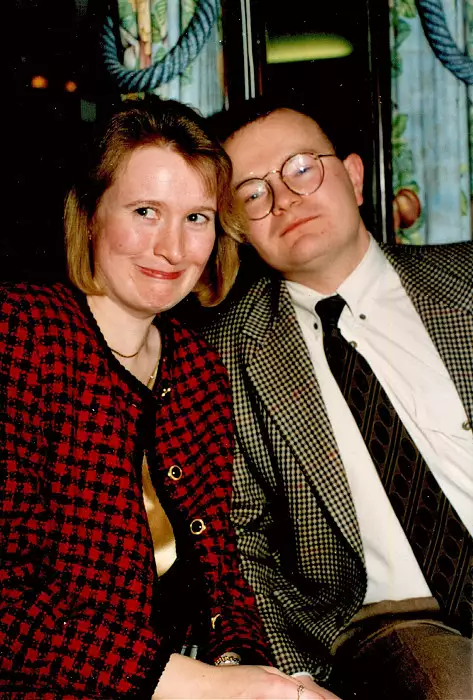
[235, 151, 337, 220]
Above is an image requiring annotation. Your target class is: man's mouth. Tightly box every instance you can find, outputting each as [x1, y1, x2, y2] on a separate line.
[280, 216, 317, 237]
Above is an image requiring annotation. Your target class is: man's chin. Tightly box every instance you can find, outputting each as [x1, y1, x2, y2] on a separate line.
[288, 232, 329, 261]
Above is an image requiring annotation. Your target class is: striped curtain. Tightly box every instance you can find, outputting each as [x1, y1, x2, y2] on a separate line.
[390, 0, 472, 243]
[108, 0, 224, 116]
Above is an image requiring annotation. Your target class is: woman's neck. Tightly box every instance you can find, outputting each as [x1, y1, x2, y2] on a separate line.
[87, 294, 161, 385]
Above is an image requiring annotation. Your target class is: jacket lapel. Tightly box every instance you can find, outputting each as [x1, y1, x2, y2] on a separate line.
[383, 244, 473, 424]
[240, 277, 363, 558]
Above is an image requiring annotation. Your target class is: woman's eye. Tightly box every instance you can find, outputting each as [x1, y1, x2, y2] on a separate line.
[135, 207, 157, 220]
[187, 212, 209, 224]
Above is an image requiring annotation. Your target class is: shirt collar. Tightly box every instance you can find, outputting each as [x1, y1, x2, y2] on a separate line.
[337, 235, 387, 316]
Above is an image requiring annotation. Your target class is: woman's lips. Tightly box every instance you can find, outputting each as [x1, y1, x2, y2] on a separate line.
[281, 216, 317, 236]
[138, 266, 183, 280]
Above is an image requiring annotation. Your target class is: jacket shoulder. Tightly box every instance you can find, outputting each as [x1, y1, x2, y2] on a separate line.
[381, 241, 473, 275]
[200, 276, 275, 345]
[0, 282, 92, 369]
[1, 282, 82, 321]
[380, 241, 473, 308]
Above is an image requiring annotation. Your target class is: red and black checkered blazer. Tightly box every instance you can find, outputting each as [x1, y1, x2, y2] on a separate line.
[0, 282, 270, 699]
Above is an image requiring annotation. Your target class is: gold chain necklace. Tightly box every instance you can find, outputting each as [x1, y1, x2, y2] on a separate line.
[109, 335, 148, 359]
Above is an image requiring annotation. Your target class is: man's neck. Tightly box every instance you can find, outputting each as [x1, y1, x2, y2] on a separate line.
[285, 229, 371, 295]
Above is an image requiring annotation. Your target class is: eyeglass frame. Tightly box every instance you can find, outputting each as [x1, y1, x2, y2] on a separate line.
[235, 151, 338, 220]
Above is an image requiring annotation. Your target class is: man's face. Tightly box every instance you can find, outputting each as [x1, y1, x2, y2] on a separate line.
[225, 109, 370, 290]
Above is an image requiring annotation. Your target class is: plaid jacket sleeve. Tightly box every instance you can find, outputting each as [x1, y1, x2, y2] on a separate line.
[230, 444, 331, 679]
[0, 290, 171, 698]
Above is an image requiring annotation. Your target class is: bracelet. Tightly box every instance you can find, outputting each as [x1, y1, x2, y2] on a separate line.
[214, 652, 242, 666]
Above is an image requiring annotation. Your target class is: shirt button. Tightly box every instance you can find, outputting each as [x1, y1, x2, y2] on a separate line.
[168, 465, 182, 481]
[462, 420, 471, 431]
[359, 313, 366, 320]
[350, 340, 358, 348]
[190, 518, 206, 535]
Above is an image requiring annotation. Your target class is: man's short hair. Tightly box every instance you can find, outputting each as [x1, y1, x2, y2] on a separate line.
[208, 95, 358, 161]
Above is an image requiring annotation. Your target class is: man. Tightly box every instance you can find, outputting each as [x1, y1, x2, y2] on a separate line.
[201, 100, 473, 699]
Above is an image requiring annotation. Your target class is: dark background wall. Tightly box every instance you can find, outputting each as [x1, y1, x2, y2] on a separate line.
[7, 1, 107, 284]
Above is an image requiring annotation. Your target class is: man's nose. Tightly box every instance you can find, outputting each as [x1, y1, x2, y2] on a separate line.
[270, 178, 302, 215]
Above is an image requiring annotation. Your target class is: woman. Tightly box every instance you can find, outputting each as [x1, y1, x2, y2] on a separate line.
[0, 98, 332, 699]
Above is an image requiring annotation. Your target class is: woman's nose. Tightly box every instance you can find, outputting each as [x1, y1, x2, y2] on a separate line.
[153, 223, 184, 263]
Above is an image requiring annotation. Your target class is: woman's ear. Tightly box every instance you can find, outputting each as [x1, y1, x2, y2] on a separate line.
[342, 153, 364, 206]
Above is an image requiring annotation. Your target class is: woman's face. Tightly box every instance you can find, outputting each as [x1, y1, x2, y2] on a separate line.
[92, 145, 217, 317]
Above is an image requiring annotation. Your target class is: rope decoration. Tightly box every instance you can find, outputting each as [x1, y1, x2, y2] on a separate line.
[416, 0, 473, 85]
[101, 0, 219, 93]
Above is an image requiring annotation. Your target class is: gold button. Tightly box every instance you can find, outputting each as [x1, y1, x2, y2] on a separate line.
[190, 519, 206, 535]
[350, 340, 358, 348]
[462, 420, 471, 431]
[168, 465, 182, 481]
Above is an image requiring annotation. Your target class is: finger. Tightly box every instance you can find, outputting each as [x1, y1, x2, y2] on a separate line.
[296, 679, 342, 700]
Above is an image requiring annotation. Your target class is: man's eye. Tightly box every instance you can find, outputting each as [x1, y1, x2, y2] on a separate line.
[238, 181, 267, 204]
[294, 164, 313, 177]
[245, 191, 264, 203]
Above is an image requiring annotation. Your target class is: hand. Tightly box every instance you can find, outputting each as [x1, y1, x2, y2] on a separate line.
[153, 654, 336, 699]
[290, 672, 341, 699]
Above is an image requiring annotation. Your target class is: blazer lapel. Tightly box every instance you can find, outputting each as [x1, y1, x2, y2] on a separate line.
[383, 244, 473, 424]
[240, 277, 363, 558]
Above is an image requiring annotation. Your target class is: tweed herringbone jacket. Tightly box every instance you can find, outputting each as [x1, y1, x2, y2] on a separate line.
[0, 283, 269, 699]
[202, 241, 473, 682]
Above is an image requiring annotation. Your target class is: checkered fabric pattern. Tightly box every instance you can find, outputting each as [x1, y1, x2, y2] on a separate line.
[0, 283, 270, 698]
[202, 241, 473, 681]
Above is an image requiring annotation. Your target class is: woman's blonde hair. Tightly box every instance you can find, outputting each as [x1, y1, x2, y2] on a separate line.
[65, 96, 244, 307]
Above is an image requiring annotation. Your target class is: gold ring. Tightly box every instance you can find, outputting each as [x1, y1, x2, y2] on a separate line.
[297, 684, 305, 700]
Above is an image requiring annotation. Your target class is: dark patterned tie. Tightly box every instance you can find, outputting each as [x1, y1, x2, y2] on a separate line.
[315, 294, 472, 636]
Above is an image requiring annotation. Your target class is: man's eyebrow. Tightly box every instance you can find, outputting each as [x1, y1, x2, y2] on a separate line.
[233, 150, 318, 187]
[234, 175, 256, 187]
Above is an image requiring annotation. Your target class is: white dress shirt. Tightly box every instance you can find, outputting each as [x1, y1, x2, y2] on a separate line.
[286, 237, 473, 604]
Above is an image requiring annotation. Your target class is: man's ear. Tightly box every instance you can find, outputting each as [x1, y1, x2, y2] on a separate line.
[342, 153, 364, 206]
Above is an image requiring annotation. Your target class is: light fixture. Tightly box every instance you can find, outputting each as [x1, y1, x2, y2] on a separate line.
[267, 33, 353, 63]
[64, 80, 78, 93]
[31, 75, 48, 89]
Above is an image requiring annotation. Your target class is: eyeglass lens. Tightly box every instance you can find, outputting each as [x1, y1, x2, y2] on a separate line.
[236, 153, 324, 220]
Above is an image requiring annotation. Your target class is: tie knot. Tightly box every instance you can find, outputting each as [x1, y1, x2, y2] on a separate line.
[315, 294, 346, 334]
